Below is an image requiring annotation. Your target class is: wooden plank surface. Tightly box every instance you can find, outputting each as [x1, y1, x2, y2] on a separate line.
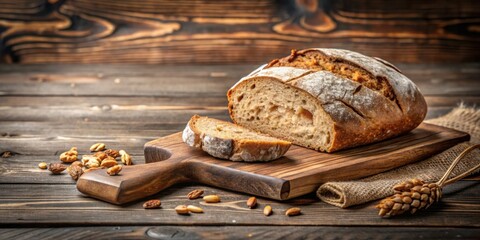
[0, 64, 479, 238]
[0, 63, 479, 96]
[1, 226, 480, 240]
[0, 181, 479, 227]
[1, 0, 479, 64]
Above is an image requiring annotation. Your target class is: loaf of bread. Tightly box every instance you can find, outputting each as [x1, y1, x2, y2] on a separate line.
[227, 48, 427, 152]
[182, 115, 291, 161]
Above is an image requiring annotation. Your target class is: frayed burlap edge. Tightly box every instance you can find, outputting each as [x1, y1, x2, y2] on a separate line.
[316, 106, 480, 208]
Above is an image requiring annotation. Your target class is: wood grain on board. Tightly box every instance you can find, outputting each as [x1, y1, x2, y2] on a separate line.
[1, 0, 479, 64]
[76, 123, 469, 204]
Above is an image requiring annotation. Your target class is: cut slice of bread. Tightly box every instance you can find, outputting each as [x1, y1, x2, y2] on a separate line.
[182, 115, 291, 162]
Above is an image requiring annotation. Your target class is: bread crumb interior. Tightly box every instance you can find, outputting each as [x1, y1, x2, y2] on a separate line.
[230, 79, 332, 151]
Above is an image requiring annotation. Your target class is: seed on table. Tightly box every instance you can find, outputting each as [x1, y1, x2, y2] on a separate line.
[263, 205, 272, 216]
[203, 195, 221, 203]
[187, 189, 204, 200]
[285, 207, 301, 216]
[143, 199, 161, 209]
[38, 162, 48, 169]
[187, 205, 204, 213]
[48, 163, 67, 174]
[175, 205, 189, 215]
[247, 197, 257, 209]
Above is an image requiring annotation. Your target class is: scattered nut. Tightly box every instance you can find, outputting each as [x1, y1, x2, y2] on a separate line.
[105, 155, 116, 162]
[38, 162, 48, 169]
[119, 150, 133, 165]
[203, 195, 221, 203]
[107, 165, 122, 176]
[81, 155, 99, 166]
[67, 165, 83, 181]
[48, 163, 67, 174]
[60, 147, 78, 163]
[187, 205, 204, 213]
[175, 205, 189, 215]
[93, 151, 108, 161]
[90, 143, 106, 152]
[143, 199, 162, 209]
[187, 189, 204, 200]
[104, 149, 120, 158]
[285, 207, 301, 216]
[100, 159, 117, 168]
[71, 161, 83, 168]
[84, 158, 100, 169]
[264, 205, 272, 216]
[247, 197, 257, 209]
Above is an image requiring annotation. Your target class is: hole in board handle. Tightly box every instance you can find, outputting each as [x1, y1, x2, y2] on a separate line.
[144, 146, 173, 163]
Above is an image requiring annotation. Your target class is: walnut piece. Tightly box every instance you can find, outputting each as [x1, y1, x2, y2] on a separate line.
[48, 163, 67, 174]
[187, 189, 204, 200]
[82, 155, 100, 168]
[70, 161, 83, 168]
[90, 143, 106, 152]
[143, 199, 162, 209]
[93, 151, 108, 161]
[67, 165, 83, 181]
[100, 159, 117, 168]
[104, 149, 120, 158]
[119, 150, 133, 165]
[107, 165, 122, 176]
[60, 147, 78, 163]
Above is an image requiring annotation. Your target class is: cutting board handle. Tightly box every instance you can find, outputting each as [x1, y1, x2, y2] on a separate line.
[77, 147, 189, 205]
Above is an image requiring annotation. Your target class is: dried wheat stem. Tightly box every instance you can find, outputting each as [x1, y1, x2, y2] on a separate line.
[436, 144, 480, 187]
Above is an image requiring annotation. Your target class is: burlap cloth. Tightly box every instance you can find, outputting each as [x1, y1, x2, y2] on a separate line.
[316, 106, 480, 208]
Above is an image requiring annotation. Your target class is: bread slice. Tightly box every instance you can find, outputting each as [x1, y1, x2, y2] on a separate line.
[227, 48, 427, 152]
[182, 115, 291, 162]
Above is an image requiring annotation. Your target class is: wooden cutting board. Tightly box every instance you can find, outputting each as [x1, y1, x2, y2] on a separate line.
[77, 123, 469, 205]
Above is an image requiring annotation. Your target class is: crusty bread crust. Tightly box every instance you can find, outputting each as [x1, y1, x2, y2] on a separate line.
[228, 48, 427, 152]
[182, 115, 291, 162]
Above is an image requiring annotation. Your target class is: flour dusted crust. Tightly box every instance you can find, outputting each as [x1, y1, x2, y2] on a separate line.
[182, 115, 291, 162]
[227, 48, 427, 152]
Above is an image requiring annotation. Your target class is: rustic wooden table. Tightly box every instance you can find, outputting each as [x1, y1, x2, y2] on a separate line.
[0, 64, 479, 239]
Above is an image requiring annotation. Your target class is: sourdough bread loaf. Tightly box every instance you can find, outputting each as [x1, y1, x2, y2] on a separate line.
[227, 48, 427, 152]
[182, 115, 291, 161]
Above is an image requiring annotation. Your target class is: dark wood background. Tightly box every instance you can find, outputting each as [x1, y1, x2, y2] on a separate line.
[1, 0, 479, 64]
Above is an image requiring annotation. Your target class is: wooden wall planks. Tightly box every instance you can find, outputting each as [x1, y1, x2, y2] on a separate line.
[1, 0, 479, 64]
